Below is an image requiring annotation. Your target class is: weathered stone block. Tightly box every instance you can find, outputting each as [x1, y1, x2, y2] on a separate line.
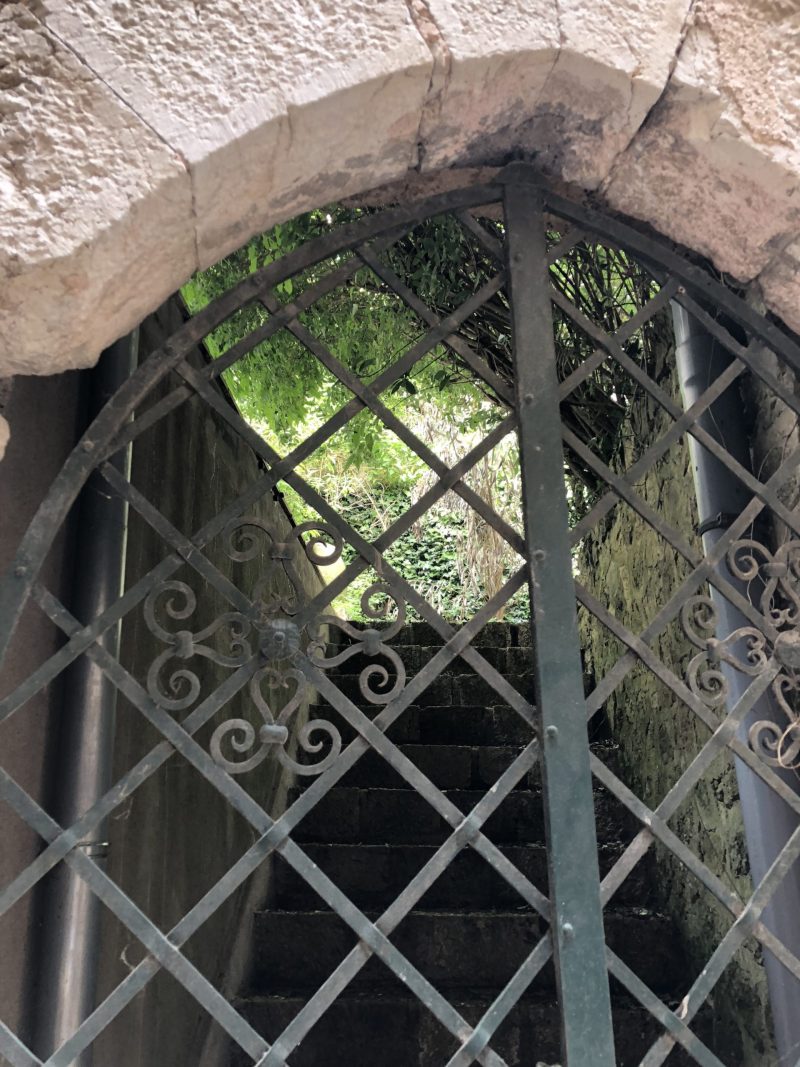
[605, 0, 800, 318]
[0, 6, 194, 376]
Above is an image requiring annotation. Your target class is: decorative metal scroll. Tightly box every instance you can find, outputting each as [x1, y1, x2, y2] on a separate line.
[144, 517, 408, 775]
[682, 537, 800, 770]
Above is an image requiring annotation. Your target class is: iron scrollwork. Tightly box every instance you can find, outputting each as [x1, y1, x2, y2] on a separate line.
[143, 518, 407, 775]
[211, 623, 345, 777]
[144, 581, 252, 712]
[308, 581, 408, 704]
[682, 537, 800, 771]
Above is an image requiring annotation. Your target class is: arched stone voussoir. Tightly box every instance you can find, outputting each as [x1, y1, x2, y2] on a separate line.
[1, 0, 434, 380]
[3, 0, 800, 390]
[416, 0, 694, 188]
[0, 5, 195, 379]
[41, 0, 437, 267]
[604, 0, 800, 331]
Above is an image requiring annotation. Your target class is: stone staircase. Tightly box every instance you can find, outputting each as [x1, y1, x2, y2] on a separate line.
[232, 622, 694, 1066]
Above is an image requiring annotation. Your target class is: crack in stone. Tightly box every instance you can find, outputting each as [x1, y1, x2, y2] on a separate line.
[755, 228, 800, 298]
[404, 0, 452, 171]
[682, 7, 800, 299]
[532, 0, 565, 121]
[700, 9, 751, 140]
[554, 0, 566, 48]
[598, 0, 699, 198]
[32, 9, 200, 270]
[284, 98, 296, 156]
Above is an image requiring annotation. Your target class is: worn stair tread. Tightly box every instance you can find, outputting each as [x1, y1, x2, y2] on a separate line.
[238, 985, 676, 1004]
[287, 785, 636, 846]
[258, 905, 667, 917]
[319, 742, 536, 790]
[303, 718, 619, 759]
[269, 840, 651, 911]
[320, 670, 535, 707]
[307, 702, 537, 745]
[272, 839, 643, 872]
[249, 908, 681, 995]
[324, 646, 533, 675]
[328, 656, 537, 682]
[315, 743, 619, 790]
[229, 990, 701, 1067]
[324, 620, 530, 648]
[230, 619, 697, 1065]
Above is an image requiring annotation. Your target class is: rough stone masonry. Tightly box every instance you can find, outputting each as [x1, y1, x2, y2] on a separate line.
[1, 0, 799, 438]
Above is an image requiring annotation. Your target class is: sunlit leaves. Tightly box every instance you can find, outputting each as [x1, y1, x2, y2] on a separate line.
[180, 203, 668, 621]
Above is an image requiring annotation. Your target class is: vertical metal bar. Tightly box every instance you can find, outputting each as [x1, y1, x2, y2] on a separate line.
[503, 166, 616, 1067]
[30, 332, 137, 1065]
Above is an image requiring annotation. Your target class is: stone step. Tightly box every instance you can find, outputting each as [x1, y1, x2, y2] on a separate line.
[327, 743, 529, 791]
[270, 841, 652, 912]
[317, 670, 535, 708]
[249, 909, 681, 996]
[323, 644, 537, 676]
[307, 702, 536, 746]
[226, 618, 697, 1065]
[272, 843, 550, 911]
[230, 991, 700, 1067]
[288, 786, 637, 848]
[324, 620, 531, 649]
[297, 738, 621, 792]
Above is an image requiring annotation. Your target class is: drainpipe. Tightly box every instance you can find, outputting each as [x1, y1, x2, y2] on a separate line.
[31, 332, 137, 1063]
[673, 304, 800, 1064]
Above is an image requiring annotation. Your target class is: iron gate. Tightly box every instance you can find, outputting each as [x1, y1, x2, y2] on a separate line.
[3, 164, 800, 1066]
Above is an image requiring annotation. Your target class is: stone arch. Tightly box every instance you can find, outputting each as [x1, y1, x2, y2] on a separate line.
[2, 0, 799, 389]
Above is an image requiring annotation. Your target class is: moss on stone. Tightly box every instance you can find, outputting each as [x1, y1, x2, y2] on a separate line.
[578, 344, 775, 1065]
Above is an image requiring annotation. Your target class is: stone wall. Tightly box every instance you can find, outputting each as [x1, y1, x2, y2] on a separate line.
[2, 0, 800, 403]
[87, 296, 325, 1066]
[577, 319, 775, 1064]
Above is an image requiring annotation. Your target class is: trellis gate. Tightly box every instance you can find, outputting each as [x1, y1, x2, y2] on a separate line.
[2, 165, 800, 1066]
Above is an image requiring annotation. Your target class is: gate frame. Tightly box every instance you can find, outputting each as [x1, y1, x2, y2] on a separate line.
[3, 165, 800, 1066]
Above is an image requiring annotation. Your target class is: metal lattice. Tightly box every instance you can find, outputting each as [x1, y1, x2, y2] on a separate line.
[3, 164, 800, 1066]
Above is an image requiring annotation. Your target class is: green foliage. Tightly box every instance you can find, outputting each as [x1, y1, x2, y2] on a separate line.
[280, 478, 529, 623]
[385, 215, 665, 495]
[181, 202, 664, 621]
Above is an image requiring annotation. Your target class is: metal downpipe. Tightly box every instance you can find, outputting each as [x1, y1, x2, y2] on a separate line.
[672, 304, 800, 1064]
[30, 332, 137, 1064]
